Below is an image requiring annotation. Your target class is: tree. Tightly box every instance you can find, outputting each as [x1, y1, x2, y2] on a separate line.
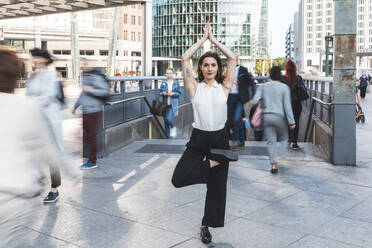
[273, 57, 286, 70]
[255, 60, 262, 75]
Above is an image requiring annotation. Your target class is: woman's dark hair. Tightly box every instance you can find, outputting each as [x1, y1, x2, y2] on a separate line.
[284, 59, 297, 84]
[0, 46, 24, 93]
[30, 48, 53, 65]
[197, 51, 224, 84]
[269, 66, 282, 81]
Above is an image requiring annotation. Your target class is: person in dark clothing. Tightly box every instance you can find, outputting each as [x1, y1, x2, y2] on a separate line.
[227, 56, 255, 149]
[359, 73, 369, 99]
[72, 59, 110, 169]
[283, 60, 305, 150]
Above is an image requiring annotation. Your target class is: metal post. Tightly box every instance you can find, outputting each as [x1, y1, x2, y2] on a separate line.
[70, 12, 80, 84]
[34, 16, 41, 48]
[332, 0, 356, 165]
[107, 7, 120, 76]
[142, 0, 153, 76]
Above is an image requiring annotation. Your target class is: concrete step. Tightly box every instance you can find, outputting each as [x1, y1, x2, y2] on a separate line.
[131, 139, 327, 162]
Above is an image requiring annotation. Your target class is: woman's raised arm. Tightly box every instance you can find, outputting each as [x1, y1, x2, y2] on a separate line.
[208, 27, 237, 96]
[181, 24, 209, 99]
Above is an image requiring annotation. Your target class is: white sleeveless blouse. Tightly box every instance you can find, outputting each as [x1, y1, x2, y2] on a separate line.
[191, 81, 227, 131]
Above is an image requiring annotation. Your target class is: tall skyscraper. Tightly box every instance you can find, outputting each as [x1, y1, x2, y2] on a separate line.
[152, 0, 269, 72]
[285, 23, 295, 60]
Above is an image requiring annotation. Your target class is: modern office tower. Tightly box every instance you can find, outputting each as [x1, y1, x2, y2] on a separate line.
[294, 0, 372, 75]
[152, 0, 269, 73]
[285, 23, 295, 60]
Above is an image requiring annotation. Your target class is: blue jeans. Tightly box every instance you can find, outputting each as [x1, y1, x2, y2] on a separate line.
[164, 105, 174, 138]
[227, 94, 245, 142]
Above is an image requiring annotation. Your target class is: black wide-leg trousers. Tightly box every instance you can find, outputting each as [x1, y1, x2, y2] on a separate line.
[172, 127, 229, 228]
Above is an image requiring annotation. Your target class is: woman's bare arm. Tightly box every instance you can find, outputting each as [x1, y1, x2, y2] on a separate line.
[181, 24, 209, 99]
[208, 27, 237, 97]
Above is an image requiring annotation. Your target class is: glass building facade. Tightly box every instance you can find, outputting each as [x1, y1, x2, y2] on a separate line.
[153, 0, 268, 69]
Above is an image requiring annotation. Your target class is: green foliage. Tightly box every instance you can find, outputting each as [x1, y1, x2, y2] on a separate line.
[273, 57, 286, 70]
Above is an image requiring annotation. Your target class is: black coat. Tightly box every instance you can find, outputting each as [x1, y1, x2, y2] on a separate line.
[236, 66, 254, 103]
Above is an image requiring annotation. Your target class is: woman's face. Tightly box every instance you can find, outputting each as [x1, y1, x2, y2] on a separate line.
[166, 69, 173, 80]
[200, 57, 218, 81]
[31, 56, 48, 70]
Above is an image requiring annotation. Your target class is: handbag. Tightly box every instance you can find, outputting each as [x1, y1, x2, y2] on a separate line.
[251, 101, 263, 128]
[151, 100, 167, 116]
[296, 76, 309, 101]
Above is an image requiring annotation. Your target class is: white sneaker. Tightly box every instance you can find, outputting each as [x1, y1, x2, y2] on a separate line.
[170, 127, 177, 138]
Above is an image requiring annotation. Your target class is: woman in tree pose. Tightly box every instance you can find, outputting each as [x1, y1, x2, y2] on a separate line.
[171, 22, 238, 244]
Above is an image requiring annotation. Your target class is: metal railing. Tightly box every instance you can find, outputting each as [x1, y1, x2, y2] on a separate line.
[303, 76, 334, 128]
[102, 76, 191, 136]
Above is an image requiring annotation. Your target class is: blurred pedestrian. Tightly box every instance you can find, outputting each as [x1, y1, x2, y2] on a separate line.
[0, 46, 63, 247]
[171, 22, 238, 245]
[113, 69, 121, 93]
[26, 48, 63, 203]
[159, 68, 181, 138]
[251, 66, 295, 173]
[282, 60, 306, 150]
[359, 72, 369, 99]
[72, 59, 110, 169]
[227, 55, 255, 150]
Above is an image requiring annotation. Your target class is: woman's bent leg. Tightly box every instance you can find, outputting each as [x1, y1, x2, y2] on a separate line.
[172, 147, 209, 188]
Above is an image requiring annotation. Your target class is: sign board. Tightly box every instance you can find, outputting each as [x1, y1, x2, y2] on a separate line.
[0, 28, 3, 41]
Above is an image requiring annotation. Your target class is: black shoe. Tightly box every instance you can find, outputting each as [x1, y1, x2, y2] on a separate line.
[43, 191, 59, 204]
[291, 143, 300, 150]
[270, 168, 278, 174]
[200, 226, 212, 244]
[210, 148, 238, 162]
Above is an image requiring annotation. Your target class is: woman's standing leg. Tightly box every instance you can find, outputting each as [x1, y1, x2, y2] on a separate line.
[164, 106, 173, 138]
[202, 130, 230, 227]
[290, 100, 302, 148]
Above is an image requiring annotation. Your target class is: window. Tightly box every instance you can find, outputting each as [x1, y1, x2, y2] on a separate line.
[131, 15, 136, 25]
[131, 31, 135, 41]
[307, 33, 312, 39]
[52, 50, 71, 55]
[316, 47, 321, 52]
[124, 14, 127, 24]
[80, 50, 95, 56]
[307, 60, 312, 66]
[138, 32, 141, 42]
[131, 51, 141, 56]
[307, 48, 312, 53]
[124, 31, 128, 40]
[99, 50, 108, 56]
[124, 50, 129, 56]
[138, 16, 141, 25]
[41, 41, 47, 50]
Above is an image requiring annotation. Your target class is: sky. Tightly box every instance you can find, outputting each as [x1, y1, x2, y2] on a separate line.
[268, 0, 301, 58]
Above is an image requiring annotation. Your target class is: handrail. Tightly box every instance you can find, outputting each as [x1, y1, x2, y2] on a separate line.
[105, 95, 168, 139]
[304, 97, 332, 141]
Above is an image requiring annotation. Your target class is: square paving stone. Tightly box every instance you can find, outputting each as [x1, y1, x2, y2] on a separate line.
[341, 201, 372, 224]
[273, 191, 359, 216]
[314, 217, 372, 247]
[140, 184, 204, 205]
[244, 195, 341, 234]
[27, 202, 187, 248]
[287, 235, 361, 248]
[224, 193, 272, 218]
[95, 193, 180, 222]
[147, 202, 238, 237]
[229, 180, 299, 203]
[211, 218, 305, 248]
[23, 228, 78, 248]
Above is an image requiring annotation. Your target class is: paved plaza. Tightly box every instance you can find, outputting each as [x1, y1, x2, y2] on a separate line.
[19, 95, 372, 248]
